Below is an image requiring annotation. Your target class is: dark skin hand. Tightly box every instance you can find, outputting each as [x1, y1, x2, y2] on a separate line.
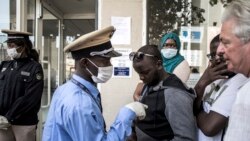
[133, 82, 144, 101]
[194, 59, 229, 136]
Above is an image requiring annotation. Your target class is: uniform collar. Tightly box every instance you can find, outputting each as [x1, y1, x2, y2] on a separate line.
[72, 74, 100, 98]
[14, 57, 30, 62]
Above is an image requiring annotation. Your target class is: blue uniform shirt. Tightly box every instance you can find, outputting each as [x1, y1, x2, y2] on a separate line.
[42, 74, 136, 141]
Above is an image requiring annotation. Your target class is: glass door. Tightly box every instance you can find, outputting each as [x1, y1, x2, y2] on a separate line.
[36, 7, 61, 140]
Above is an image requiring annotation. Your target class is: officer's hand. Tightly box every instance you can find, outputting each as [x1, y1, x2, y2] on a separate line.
[125, 102, 148, 120]
[0, 116, 10, 130]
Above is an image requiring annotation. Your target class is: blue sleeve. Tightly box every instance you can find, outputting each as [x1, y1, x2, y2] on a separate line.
[43, 83, 137, 141]
[106, 107, 136, 141]
[63, 105, 136, 141]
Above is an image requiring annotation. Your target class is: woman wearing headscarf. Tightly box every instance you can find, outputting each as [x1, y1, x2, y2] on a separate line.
[159, 32, 190, 82]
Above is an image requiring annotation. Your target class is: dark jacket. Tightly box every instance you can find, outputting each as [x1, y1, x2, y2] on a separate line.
[136, 74, 196, 141]
[0, 58, 44, 125]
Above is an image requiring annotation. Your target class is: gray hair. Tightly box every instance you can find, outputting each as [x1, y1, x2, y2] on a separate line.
[222, 0, 250, 43]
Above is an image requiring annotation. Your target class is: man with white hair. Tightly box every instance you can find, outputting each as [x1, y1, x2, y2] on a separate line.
[217, 0, 250, 140]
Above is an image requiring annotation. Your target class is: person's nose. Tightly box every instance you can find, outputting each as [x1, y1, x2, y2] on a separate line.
[216, 42, 225, 54]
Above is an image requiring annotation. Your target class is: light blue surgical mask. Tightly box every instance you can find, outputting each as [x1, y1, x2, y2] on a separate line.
[161, 48, 177, 59]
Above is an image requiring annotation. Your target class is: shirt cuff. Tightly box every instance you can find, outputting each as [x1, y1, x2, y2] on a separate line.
[116, 107, 136, 123]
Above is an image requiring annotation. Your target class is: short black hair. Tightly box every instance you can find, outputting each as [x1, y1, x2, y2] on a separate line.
[210, 34, 220, 51]
[138, 45, 162, 62]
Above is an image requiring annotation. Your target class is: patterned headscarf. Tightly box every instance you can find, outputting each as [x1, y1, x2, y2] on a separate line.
[159, 32, 184, 73]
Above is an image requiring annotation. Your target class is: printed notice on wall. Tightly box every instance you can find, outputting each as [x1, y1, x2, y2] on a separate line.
[111, 16, 131, 45]
[180, 26, 204, 43]
[111, 48, 132, 78]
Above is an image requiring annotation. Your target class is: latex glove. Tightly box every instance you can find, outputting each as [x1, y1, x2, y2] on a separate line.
[125, 102, 148, 120]
[0, 116, 10, 130]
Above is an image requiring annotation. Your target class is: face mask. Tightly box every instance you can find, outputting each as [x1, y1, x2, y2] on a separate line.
[86, 59, 113, 83]
[161, 48, 178, 59]
[7, 47, 21, 59]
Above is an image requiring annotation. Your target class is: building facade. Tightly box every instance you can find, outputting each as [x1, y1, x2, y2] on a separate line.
[0, 0, 225, 140]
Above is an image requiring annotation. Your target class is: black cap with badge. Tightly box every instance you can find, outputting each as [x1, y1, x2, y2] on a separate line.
[64, 26, 122, 60]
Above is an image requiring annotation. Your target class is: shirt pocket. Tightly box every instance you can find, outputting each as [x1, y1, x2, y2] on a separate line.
[18, 74, 32, 83]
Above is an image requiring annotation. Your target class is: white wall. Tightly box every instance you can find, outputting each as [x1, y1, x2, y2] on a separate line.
[98, 0, 145, 129]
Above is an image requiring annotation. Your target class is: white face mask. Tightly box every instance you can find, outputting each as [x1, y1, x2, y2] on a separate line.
[161, 48, 178, 59]
[86, 59, 113, 83]
[7, 47, 21, 59]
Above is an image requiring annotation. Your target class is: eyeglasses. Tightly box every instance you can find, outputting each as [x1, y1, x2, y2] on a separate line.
[206, 52, 216, 61]
[129, 51, 157, 61]
[163, 43, 177, 48]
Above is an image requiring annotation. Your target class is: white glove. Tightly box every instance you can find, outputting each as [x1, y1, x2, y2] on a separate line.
[0, 116, 10, 130]
[125, 102, 148, 120]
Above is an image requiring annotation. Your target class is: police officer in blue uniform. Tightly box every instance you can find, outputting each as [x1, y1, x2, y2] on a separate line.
[0, 30, 44, 141]
[42, 26, 148, 141]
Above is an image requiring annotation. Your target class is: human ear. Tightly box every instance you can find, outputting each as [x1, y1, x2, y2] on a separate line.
[156, 60, 163, 69]
[79, 58, 88, 67]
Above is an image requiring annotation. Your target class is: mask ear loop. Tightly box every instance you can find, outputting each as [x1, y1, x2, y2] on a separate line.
[79, 58, 91, 75]
[82, 58, 98, 77]
[86, 58, 98, 68]
[86, 67, 95, 76]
